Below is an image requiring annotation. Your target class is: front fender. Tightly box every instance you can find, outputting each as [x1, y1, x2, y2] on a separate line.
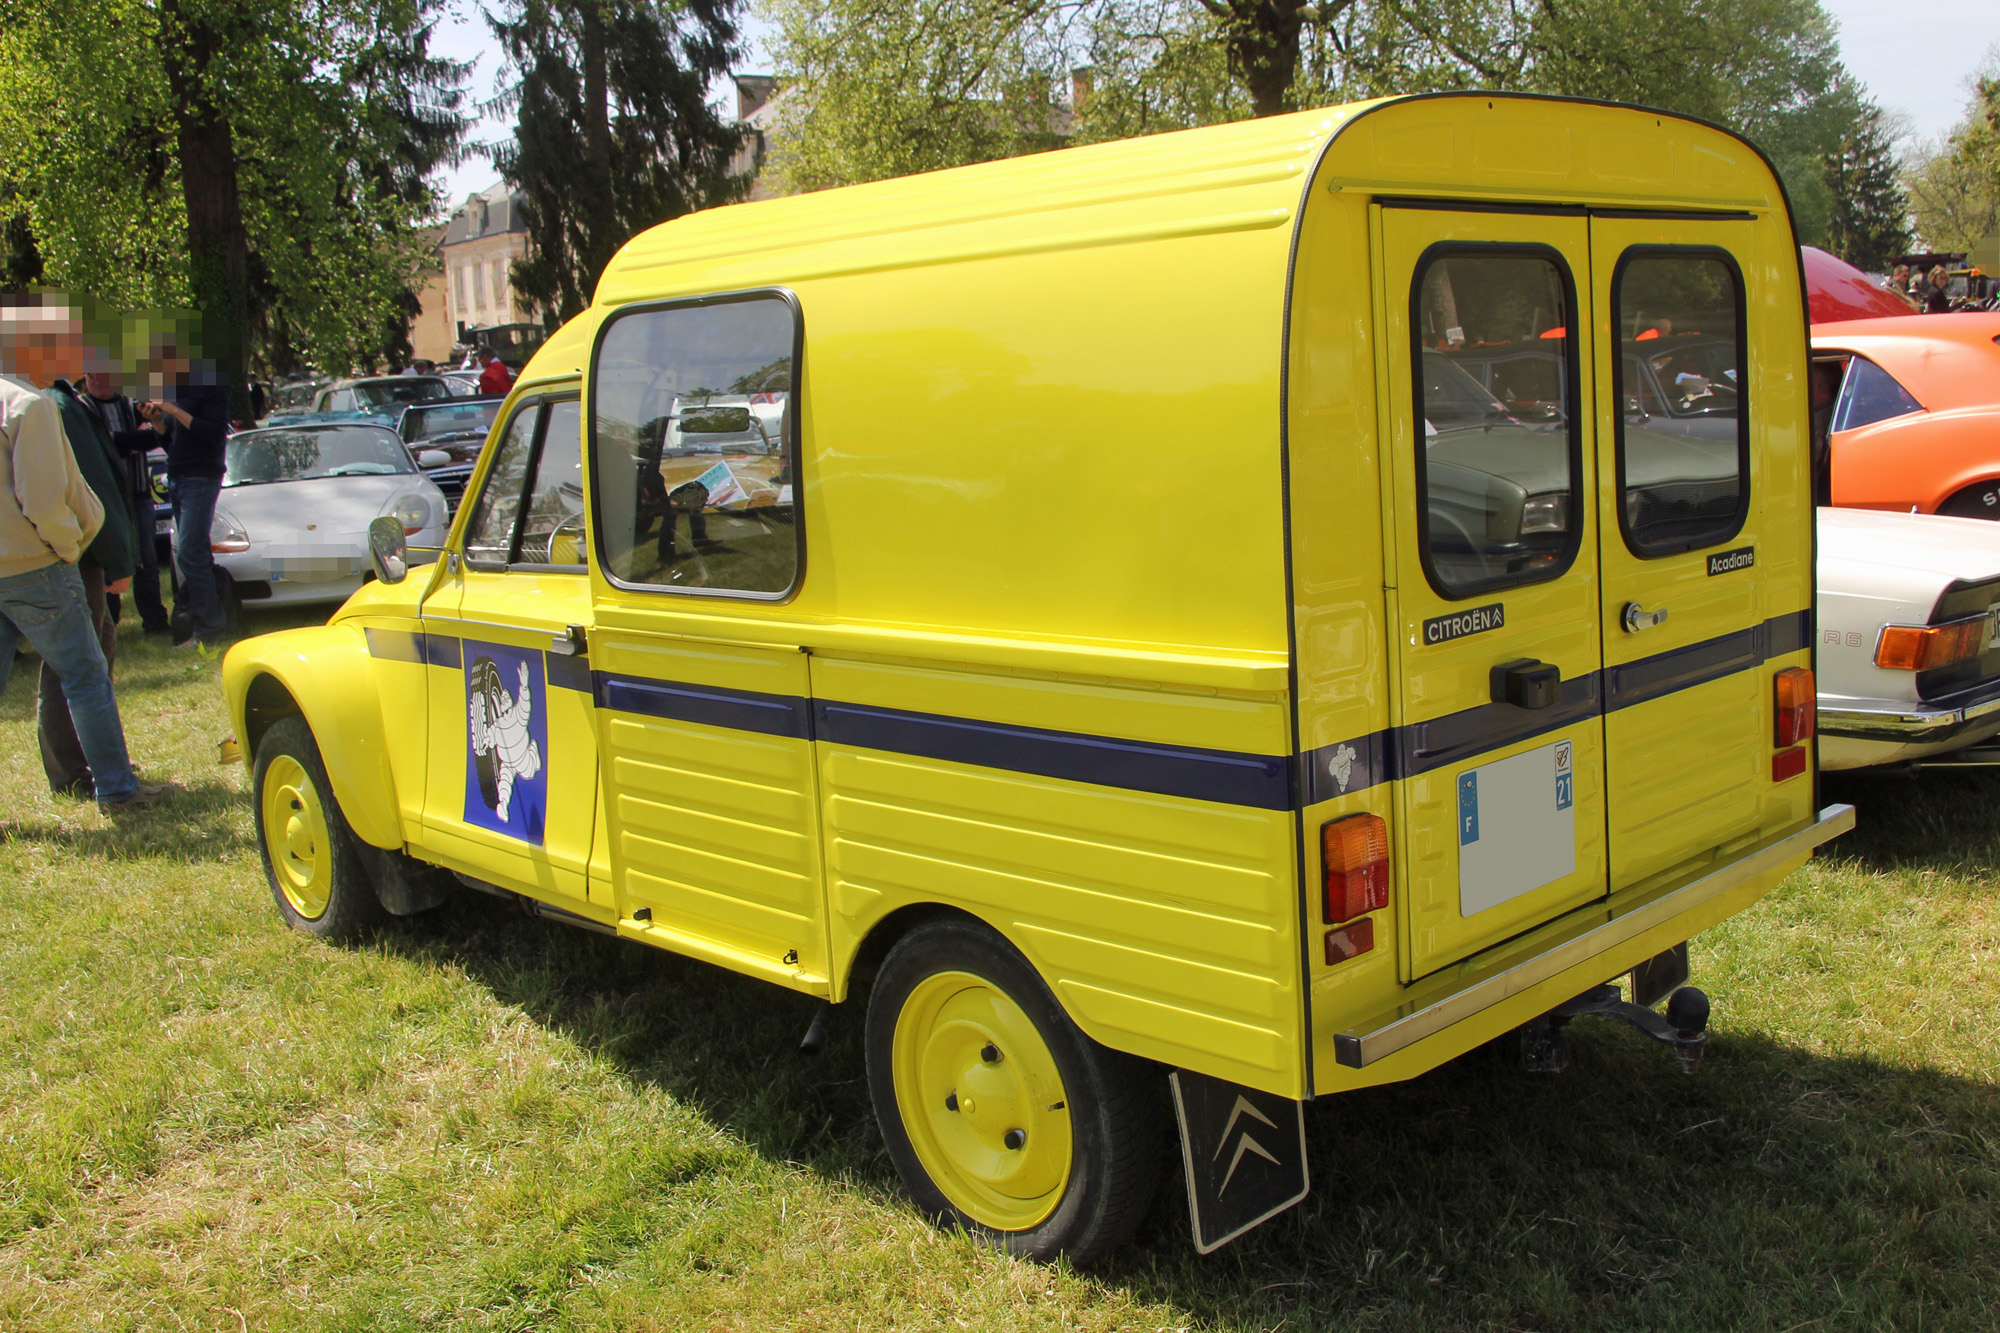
[222, 624, 404, 850]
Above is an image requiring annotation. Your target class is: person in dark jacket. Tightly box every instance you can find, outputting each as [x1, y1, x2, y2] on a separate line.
[138, 347, 230, 651]
[41, 379, 137, 795]
[76, 370, 171, 635]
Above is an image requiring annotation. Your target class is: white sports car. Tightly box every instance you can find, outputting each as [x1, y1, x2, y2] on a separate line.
[204, 422, 449, 617]
[1817, 506, 2000, 771]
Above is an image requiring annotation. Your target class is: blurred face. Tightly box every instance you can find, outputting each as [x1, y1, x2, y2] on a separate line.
[0, 310, 85, 385]
[83, 371, 117, 398]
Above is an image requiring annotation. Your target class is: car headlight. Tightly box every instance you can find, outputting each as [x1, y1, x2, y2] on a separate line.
[209, 510, 251, 553]
[383, 492, 431, 536]
[1520, 493, 1568, 536]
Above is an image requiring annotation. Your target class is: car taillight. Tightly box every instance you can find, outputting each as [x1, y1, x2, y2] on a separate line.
[1874, 616, 1992, 671]
[1325, 917, 1374, 965]
[1773, 667, 1814, 746]
[1322, 813, 1388, 924]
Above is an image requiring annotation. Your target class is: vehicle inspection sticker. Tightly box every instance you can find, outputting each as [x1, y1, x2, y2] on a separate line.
[464, 640, 549, 846]
[1423, 603, 1505, 645]
[1457, 737, 1577, 917]
[1707, 546, 1755, 576]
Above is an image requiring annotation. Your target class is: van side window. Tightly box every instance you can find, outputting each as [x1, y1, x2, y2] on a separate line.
[518, 399, 587, 567]
[464, 404, 541, 565]
[1412, 250, 1582, 599]
[1833, 355, 1924, 432]
[591, 294, 800, 598]
[1612, 251, 1749, 556]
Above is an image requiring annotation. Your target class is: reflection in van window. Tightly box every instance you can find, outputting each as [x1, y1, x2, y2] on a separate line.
[521, 400, 586, 566]
[1614, 254, 1747, 555]
[464, 405, 540, 563]
[1413, 253, 1579, 598]
[1833, 355, 1924, 432]
[593, 298, 797, 595]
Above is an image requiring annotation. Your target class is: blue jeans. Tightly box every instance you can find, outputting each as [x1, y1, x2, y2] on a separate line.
[170, 473, 225, 643]
[0, 562, 138, 802]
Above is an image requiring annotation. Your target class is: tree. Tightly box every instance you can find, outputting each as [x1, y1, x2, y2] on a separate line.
[1820, 98, 1908, 270]
[763, 0, 1883, 244]
[488, 0, 745, 324]
[1903, 65, 2000, 253]
[0, 0, 469, 391]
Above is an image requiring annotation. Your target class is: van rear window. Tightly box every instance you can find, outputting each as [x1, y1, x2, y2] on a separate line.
[1612, 251, 1749, 556]
[590, 294, 801, 598]
[1412, 250, 1583, 599]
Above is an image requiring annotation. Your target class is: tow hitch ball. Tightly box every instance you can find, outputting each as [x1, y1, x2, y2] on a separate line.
[1518, 982, 1711, 1075]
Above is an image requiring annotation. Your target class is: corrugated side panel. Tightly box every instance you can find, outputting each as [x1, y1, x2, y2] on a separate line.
[820, 745, 1303, 1097]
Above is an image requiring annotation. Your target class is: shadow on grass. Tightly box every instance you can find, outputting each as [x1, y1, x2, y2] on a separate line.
[1821, 766, 2000, 876]
[0, 778, 250, 858]
[369, 893, 2000, 1332]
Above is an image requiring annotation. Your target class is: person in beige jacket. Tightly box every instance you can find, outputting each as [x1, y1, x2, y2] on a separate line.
[1, 299, 167, 811]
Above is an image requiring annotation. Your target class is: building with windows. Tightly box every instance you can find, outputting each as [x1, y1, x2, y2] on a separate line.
[440, 182, 533, 352]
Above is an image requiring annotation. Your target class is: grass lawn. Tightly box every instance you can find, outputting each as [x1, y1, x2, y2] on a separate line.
[0, 601, 1995, 1331]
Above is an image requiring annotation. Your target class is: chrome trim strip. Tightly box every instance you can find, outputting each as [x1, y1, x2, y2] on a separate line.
[1819, 696, 2000, 742]
[1332, 804, 1856, 1069]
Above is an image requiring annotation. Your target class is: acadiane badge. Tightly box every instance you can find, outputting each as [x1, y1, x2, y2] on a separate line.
[1456, 737, 1575, 916]
[464, 641, 548, 845]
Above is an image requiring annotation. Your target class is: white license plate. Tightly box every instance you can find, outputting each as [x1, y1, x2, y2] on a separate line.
[1457, 737, 1577, 917]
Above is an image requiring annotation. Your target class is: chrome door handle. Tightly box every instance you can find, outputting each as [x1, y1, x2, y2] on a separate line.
[1622, 601, 1669, 633]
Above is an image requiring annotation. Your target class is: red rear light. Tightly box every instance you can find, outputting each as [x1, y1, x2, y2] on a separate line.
[1874, 617, 1991, 671]
[1325, 917, 1374, 965]
[1773, 667, 1815, 746]
[1772, 746, 1807, 782]
[1322, 813, 1388, 923]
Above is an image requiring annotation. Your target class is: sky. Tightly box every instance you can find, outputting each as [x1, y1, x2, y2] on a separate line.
[430, 0, 2000, 208]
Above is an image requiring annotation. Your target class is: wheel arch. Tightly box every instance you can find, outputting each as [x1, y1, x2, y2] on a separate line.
[222, 626, 404, 850]
[1936, 476, 2000, 518]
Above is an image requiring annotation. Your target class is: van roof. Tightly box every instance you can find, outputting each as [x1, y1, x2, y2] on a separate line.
[592, 92, 1791, 311]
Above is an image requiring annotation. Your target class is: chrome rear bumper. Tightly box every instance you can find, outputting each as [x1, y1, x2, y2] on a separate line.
[1332, 804, 1857, 1069]
[1820, 693, 2000, 743]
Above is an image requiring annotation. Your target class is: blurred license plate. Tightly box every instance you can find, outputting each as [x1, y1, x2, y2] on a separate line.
[269, 557, 359, 584]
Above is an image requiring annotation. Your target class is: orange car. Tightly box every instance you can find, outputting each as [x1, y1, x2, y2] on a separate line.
[1815, 312, 2000, 516]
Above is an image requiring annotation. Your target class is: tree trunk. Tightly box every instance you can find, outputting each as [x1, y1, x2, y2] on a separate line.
[1216, 0, 1305, 118]
[578, 0, 618, 307]
[160, 0, 249, 421]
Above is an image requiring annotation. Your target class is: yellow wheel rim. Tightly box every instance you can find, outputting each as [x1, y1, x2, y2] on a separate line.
[262, 755, 333, 919]
[891, 969, 1072, 1231]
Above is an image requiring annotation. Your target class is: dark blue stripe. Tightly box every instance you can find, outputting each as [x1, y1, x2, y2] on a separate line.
[424, 633, 462, 669]
[545, 650, 593, 694]
[597, 672, 812, 739]
[1298, 730, 1393, 805]
[1604, 608, 1812, 712]
[1398, 675, 1601, 777]
[1297, 607, 1814, 801]
[814, 700, 1294, 811]
[363, 627, 424, 663]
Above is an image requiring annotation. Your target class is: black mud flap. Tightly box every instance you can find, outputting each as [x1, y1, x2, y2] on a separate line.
[1169, 1068, 1310, 1254]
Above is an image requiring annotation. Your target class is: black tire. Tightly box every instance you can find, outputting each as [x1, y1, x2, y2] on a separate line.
[251, 715, 382, 940]
[865, 916, 1166, 1264]
[1938, 483, 2000, 519]
[214, 568, 241, 629]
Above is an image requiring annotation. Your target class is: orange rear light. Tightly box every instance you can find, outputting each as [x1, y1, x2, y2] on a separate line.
[1322, 813, 1388, 924]
[1773, 667, 1815, 747]
[1874, 617, 1991, 672]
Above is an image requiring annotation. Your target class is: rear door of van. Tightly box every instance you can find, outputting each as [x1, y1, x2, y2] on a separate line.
[1588, 216, 1806, 893]
[1377, 204, 1611, 978]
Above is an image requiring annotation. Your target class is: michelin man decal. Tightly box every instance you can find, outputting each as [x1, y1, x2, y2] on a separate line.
[463, 644, 549, 845]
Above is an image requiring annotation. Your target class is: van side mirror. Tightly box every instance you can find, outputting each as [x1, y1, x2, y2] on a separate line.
[367, 514, 409, 584]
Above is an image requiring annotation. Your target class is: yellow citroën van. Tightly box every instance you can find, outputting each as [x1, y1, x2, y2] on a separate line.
[224, 92, 1854, 1261]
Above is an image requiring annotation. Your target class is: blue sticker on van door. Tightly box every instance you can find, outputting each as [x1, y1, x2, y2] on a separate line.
[1458, 771, 1479, 845]
[1554, 739, 1573, 811]
[464, 640, 548, 845]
